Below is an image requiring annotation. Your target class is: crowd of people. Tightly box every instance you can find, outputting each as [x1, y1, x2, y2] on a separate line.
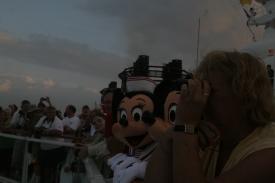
[0, 50, 275, 183]
[0, 93, 113, 183]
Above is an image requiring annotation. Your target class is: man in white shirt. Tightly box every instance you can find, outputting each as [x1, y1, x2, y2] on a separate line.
[62, 105, 80, 134]
[10, 100, 31, 129]
[34, 106, 65, 183]
[35, 106, 63, 139]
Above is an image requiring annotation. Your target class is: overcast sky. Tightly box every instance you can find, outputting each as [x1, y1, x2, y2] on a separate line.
[0, 0, 263, 110]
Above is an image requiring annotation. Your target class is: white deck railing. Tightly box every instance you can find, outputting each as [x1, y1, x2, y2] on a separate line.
[0, 132, 91, 183]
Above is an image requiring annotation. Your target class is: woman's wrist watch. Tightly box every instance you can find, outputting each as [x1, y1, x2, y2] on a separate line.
[173, 123, 198, 135]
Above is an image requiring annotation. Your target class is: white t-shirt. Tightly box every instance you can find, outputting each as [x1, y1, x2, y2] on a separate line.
[35, 116, 64, 131]
[35, 116, 64, 150]
[10, 111, 27, 128]
[62, 116, 80, 131]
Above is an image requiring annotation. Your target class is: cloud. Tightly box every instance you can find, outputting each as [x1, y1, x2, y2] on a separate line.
[84, 87, 99, 94]
[0, 0, 257, 78]
[78, 0, 255, 68]
[0, 79, 12, 92]
[0, 32, 130, 81]
[25, 75, 36, 85]
[0, 75, 100, 110]
[43, 79, 56, 89]
[80, 0, 201, 59]
[0, 32, 14, 43]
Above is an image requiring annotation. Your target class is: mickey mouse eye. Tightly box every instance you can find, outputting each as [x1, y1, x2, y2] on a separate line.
[120, 110, 127, 121]
[132, 107, 143, 122]
[169, 105, 177, 124]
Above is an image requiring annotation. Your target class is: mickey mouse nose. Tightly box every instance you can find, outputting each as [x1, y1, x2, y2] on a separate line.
[119, 118, 128, 127]
[142, 111, 155, 126]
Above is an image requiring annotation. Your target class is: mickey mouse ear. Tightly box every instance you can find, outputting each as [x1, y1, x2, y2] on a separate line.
[126, 76, 156, 93]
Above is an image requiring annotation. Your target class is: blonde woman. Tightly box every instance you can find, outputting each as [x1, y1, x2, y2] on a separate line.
[145, 51, 275, 183]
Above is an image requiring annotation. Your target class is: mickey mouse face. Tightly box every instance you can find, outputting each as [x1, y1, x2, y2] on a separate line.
[118, 105, 143, 127]
[118, 94, 154, 126]
[112, 93, 154, 148]
[164, 91, 180, 125]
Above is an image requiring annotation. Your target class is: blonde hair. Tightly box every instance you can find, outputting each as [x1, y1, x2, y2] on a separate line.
[196, 50, 275, 126]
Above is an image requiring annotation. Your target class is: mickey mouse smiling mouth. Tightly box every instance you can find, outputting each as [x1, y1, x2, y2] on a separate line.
[112, 93, 154, 149]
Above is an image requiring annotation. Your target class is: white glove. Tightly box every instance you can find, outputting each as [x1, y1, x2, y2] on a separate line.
[114, 156, 140, 173]
[107, 153, 127, 170]
[115, 161, 148, 183]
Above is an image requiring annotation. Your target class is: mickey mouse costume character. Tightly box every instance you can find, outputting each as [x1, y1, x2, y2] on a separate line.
[108, 55, 159, 183]
[143, 60, 188, 141]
